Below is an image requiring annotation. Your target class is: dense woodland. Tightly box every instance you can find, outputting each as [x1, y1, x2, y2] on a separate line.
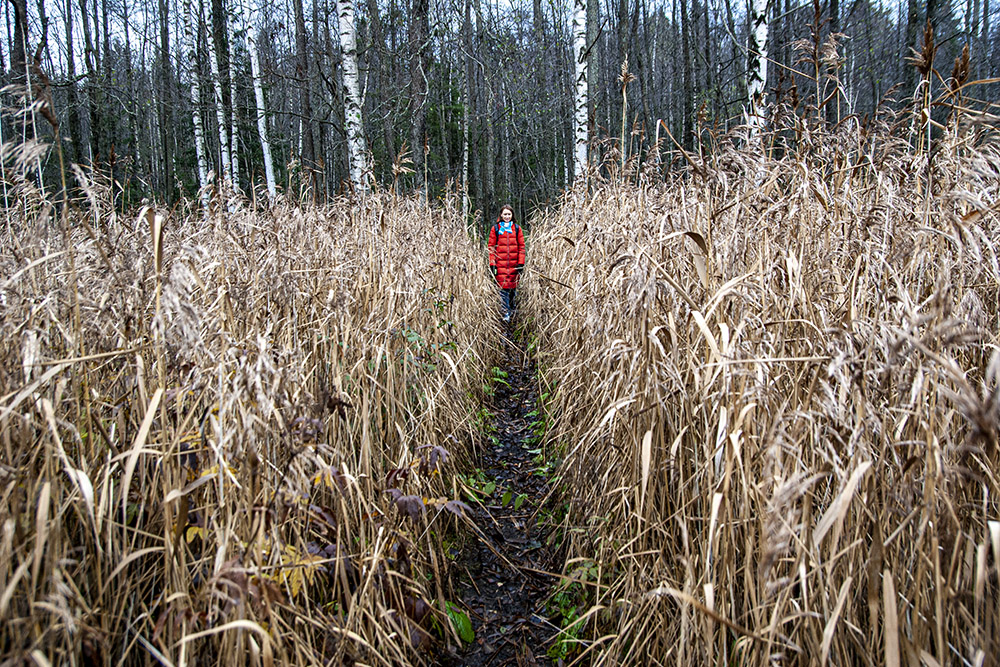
[1, 0, 998, 219]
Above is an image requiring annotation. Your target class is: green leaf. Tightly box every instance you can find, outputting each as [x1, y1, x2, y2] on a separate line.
[483, 481, 496, 495]
[502, 490, 512, 507]
[446, 602, 475, 643]
[514, 493, 528, 511]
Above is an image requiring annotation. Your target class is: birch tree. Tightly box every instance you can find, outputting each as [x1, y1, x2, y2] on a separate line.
[746, 0, 769, 140]
[183, 0, 210, 192]
[244, 0, 276, 199]
[226, 1, 239, 188]
[207, 0, 232, 181]
[572, 0, 589, 180]
[337, 0, 370, 191]
[12, 0, 998, 207]
[462, 0, 472, 219]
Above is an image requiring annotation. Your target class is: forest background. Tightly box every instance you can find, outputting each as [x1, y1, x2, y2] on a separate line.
[2, 0, 998, 227]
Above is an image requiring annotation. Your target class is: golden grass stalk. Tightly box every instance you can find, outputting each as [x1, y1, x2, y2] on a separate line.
[0, 175, 497, 664]
[523, 116, 1000, 664]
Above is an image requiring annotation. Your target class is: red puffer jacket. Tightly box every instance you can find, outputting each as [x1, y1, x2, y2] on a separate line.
[488, 220, 525, 289]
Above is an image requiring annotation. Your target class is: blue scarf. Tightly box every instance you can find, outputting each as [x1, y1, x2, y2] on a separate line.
[499, 220, 514, 235]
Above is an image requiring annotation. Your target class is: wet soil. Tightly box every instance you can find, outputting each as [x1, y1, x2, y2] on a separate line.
[439, 326, 560, 667]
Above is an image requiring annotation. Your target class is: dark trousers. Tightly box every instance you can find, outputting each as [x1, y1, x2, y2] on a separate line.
[500, 288, 516, 319]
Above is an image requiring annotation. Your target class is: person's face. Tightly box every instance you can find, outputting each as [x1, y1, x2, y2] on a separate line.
[501, 209, 513, 222]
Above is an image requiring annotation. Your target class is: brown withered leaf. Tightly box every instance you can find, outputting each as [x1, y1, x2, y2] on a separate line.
[394, 540, 412, 578]
[386, 489, 426, 521]
[444, 500, 472, 518]
[403, 594, 431, 623]
[417, 444, 450, 475]
[325, 391, 353, 419]
[307, 504, 338, 532]
[248, 574, 285, 610]
[312, 466, 347, 494]
[386, 467, 410, 487]
[396, 495, 426, 521]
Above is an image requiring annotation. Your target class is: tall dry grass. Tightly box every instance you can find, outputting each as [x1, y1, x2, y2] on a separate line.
[524, 115, 1000, 664]
[0, 168, 497, 664]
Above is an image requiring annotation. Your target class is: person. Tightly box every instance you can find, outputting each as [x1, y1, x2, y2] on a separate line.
[487, 205, 525, 322]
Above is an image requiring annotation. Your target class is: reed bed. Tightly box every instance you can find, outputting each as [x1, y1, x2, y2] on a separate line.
[524, 119, 1000, 665]
[0, 175, 496, 664]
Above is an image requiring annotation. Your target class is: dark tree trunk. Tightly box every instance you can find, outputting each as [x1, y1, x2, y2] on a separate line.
[101, 0, 113, 167]
[485, 86, 496, 219]
[904, 0, 922, 93]
[699, 0, 713, 120]
[679, 0, 692, 147]
[293, 0, 316, 189]
[984, 0, 991, 80]
[587, 0, 598, 132]
[78, 0, 100, 162]
[634, 0, 651, 143]
[33, 0, 49, 65]
[364, 0, 393, 181]
[6, 0, 32, 142]
[8, 0, 27, 84]
[120, 0, 136, 205]
[473, 0, 494, 219]
[316, 0, 330, 197]
[617, 0, 629, 124]
[158, 0, 174, 199]
[409, 0, 430, 192]
[65, 0, 83, 163]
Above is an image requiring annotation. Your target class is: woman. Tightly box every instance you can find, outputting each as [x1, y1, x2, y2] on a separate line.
[487, 205, 525, 322]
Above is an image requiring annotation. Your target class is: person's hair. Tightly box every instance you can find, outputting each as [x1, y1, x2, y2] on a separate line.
[498, 205, 515, 220]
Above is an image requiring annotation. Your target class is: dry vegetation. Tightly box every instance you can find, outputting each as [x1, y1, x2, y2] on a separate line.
[3, 38, 999, 665]
[524, 116, 1000, 665]
[0, 171, 498, 664]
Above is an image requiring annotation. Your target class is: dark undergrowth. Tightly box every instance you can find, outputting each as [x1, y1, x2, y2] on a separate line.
[439, 321, 572, 666]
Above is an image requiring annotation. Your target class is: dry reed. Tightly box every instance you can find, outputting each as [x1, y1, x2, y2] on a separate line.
[523, 114, 1000, 665]
[0, 168, 497, 665]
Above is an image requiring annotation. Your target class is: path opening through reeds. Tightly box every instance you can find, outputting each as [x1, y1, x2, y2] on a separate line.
[441, 324, 561, 666]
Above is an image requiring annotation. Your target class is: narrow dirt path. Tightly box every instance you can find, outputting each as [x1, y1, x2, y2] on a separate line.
[440, 326, 560, 666]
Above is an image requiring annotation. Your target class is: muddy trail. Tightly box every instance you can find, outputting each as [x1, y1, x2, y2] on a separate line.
[439, 326, 562, 667]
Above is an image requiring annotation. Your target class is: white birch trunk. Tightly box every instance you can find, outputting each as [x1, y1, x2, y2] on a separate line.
[462, 48, 470, 220]
[207, 0, 232, 181]
[572, 0, 588, 181]
[337, 0, 370, 191]
[746, 0, 769, 141]
[183, 0, 210, 194]
[226, 0, 240, 188]
[245, 0, 276, 199]
[461, 0, 471, 220]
